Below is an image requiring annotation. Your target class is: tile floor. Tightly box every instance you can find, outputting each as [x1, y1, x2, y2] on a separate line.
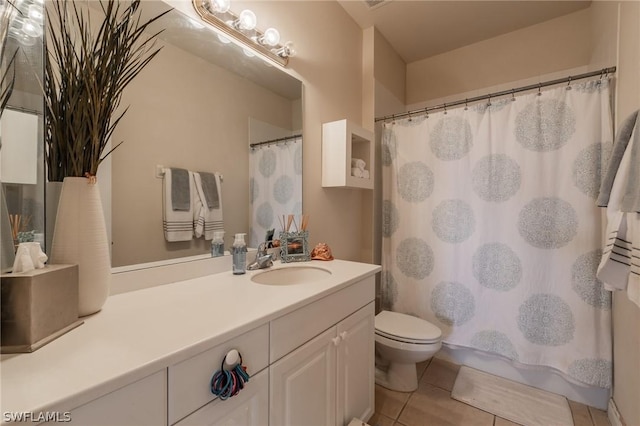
[369, 358, 611, 426]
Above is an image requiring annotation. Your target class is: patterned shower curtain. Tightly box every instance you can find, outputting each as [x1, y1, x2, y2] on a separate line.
[249, 138, 302, 248]
[382, 80, 613, 389]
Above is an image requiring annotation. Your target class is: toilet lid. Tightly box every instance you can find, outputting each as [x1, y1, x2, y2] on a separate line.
[375, 311, 442, 343]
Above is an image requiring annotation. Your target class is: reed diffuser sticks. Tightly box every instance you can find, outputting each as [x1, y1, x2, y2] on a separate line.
[279, 214, 309, 232]
[9, 214, 30, 241]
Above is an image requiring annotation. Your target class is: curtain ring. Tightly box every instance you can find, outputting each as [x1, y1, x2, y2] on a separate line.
[391, 114, 396, 125]
[443, 102, 447, 115]
[511, 89, 516, 102]
[407, 111, 412, 122]
[537, 83, 542, 96]
[487, 95, 492, 107]
[464, 99, 468, 111]
[566, 76, 572, 90]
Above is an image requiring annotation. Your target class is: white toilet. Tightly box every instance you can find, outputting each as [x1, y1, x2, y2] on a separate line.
[374, 310, 442, 392]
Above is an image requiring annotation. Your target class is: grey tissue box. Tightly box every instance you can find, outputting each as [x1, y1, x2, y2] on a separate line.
[1, 264, 83, 353]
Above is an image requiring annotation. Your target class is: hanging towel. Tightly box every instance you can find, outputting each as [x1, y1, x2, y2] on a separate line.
[627, 214, 640, 308]
[199, 171, 220, 209]
[193, 172, 224, 240]
[597, 110, 639, 207]
[163, 168, 194, 242]
[170, 167, 191, 211]
[597, 111, 640, 307]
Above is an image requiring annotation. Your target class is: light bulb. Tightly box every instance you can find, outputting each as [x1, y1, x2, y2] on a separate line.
[237, 9, 256, 31]
[274, 41, 297, 58]
[28, 5, 44, 23]
[259, 28, 280, 46]
[283, 41, 297, 57]
[21, 19, 42, 38]
[209, 0, 230, 13]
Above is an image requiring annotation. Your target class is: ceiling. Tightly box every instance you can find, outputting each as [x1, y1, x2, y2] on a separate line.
[337, 0, 591, 63]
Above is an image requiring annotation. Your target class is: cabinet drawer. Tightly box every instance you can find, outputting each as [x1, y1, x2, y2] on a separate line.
[174, 369, 268, 426]
[270, 275, 374, 362]
[168, 324, 269, 424]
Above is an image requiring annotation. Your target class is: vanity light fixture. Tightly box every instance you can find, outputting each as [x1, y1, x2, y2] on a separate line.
[192, 0, 296, 67]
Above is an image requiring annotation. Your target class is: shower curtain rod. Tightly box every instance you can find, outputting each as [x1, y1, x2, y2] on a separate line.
[250, 133, 302, 149]
[375, 66, 616, 123]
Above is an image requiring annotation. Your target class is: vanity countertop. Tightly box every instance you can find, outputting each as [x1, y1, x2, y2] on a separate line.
[0, 259, 380, 419]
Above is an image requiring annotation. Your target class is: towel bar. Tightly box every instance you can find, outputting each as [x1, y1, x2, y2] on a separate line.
[156, 165, 224, 183]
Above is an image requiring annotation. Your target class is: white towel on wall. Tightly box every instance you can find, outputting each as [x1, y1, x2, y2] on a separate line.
[597, 114, 640, 307]
[627, 214, 640, 307]
[163, 168, 194, 242]
[193, 172, 224, 240]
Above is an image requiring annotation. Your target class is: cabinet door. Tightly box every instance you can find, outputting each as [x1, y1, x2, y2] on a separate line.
[270, 327, 338, 426]
[174, 369, 268, 426]
[337, 302, 375, 425]
[41, 370, 167, 426]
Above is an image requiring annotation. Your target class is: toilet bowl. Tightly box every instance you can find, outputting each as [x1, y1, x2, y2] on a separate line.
[374, 310, 442, 392]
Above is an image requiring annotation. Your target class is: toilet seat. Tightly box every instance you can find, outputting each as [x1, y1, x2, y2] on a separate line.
[375, 310, 441, 344]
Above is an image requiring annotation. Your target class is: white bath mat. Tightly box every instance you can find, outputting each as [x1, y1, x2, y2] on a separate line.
[451, 366, 573, 426]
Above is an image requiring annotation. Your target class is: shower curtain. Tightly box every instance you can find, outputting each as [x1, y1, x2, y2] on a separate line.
[249, 138, 302, 248]
[382, 80, 613, 389]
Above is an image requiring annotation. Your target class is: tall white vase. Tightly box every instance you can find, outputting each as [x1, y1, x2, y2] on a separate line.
[50, 177, 110, 316]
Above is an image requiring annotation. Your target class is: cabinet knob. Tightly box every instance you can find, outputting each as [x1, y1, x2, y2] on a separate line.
[339, 331, 348, 341]
[332, 337, 341, 346]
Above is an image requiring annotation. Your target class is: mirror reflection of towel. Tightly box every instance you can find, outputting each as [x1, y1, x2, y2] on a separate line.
[193, 172, 223, 240]
[198, 172, 220, 209]
[170, 168, 191, 211]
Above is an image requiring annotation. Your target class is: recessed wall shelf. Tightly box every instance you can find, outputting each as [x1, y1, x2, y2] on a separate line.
[322, 119, 374, 190]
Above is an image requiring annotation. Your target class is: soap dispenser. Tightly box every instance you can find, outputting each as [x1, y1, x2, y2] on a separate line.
[211, 231, 225, 257]
[232, 233, 247, 275]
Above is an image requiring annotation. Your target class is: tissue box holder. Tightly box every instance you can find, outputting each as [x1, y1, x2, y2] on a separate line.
[1, 264, 83, 353]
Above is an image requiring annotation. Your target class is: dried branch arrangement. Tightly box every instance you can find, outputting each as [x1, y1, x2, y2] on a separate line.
[44, 0, 169, 181]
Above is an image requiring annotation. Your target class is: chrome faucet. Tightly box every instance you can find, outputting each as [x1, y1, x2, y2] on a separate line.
[247, 242, 273, 270]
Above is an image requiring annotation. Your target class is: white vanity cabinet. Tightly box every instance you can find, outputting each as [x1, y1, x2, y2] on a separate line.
[3, 261, 380, 426]
[269, 276, 375, 426]
[41, 370, 167, 426]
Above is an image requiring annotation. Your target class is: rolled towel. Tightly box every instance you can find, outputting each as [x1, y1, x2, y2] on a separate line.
[351, 158, 366, 170]
[362, 170, 370, 179]
[351, 167, 363, 178]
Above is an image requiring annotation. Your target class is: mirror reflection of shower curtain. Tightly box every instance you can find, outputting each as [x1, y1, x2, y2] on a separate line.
[249, 138, 302, 248]
[382, 79, 613, 389]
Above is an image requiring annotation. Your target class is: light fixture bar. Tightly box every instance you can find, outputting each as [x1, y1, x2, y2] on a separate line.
[192, 0, 289, 67]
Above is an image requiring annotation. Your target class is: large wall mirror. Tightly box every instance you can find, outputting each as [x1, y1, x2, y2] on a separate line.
[1, 0, 302, 271]
[109, 1, 302, 267]
[0, 0, 45, 272]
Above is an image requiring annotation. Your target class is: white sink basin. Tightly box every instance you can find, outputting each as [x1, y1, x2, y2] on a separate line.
[250, 265, 332, 286]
